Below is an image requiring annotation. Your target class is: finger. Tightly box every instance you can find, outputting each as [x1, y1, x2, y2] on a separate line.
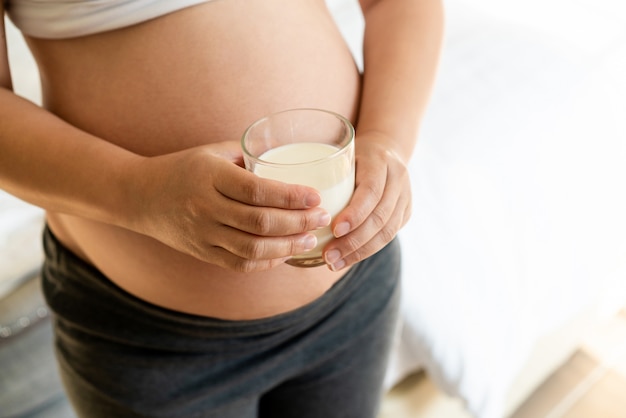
[323, 191, 410, 271]
[208, 246, 292, 273]
[215, 225, 319, 262]
[330, 160, 387, 239]
[220, 203, 331, 237]
[215, 165, 322, 210]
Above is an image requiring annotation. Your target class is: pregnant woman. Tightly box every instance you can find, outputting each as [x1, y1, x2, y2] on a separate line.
[0, 0, 443, 417]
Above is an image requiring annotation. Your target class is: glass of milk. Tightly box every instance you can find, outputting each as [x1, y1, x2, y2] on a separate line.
[241, 108, 355, 267]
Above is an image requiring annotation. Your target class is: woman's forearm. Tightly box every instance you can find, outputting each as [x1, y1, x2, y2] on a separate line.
[357, 0, 444, 161]
[1, 4, 135, 226]
[0, 89, 142, 227]
[321, 0, 444, 270]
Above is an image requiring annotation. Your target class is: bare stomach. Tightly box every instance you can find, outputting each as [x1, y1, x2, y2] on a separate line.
[26, 0, 361, 320]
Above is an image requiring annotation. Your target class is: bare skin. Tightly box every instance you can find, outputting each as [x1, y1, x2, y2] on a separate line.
[1, 0, 444, 319]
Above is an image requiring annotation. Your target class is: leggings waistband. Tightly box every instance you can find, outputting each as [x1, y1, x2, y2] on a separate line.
[41, 225, 401, 351]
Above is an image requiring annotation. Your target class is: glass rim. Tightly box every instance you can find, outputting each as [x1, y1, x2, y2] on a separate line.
[241, 108, 355, 167]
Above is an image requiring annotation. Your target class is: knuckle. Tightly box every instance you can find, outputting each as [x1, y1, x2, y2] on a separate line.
[348, 206, 369, 227]
[249, 210, 273, 235]
[350, 248, 367, 264]
[287, 240, 298, 256]
[214, 244, 266, 273]
[300, 213, 314, 233]
[370, 207, 388, 230]
[379, 225, 397, 244]
[284, 187, 301, 207]
[242, 180, 264, 206]
[364, 180, 384, 200]
[241, 239, 265, 260]
[289, 236, 305, 255]
[231, 258, 258, 273]
[344, 235, 361, 253]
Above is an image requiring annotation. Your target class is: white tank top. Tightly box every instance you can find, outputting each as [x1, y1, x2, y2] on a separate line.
[5, 0, 213, 39]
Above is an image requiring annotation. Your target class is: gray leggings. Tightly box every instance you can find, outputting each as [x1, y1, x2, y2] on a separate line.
[41, 227, 401, 418]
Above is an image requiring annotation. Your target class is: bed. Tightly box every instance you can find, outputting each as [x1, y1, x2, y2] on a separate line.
[2, 1, 626, 417]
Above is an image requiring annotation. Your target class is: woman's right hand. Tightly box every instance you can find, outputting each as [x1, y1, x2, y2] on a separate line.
[126, 141, 330, 272]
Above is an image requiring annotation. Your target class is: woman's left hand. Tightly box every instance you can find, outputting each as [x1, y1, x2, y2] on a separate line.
[322, 134, 412, 271]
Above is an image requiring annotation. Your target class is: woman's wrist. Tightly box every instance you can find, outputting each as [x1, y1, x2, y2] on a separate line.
[355, 129, 414, 165]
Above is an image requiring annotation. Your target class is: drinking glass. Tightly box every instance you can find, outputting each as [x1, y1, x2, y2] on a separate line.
[241, 108, 355, 267]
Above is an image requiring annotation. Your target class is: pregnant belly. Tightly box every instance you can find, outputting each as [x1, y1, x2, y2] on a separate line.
[29, 0, 361, 319]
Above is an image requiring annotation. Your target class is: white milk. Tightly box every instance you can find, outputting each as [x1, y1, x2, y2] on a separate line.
[255, 142, 355, 257]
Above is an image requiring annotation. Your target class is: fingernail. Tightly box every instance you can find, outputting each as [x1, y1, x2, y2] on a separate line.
[334, 222, 350, 238]
[325, 249, 341, 265]
[318, 212, 331, 227]
[302, 234, 317, 251]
